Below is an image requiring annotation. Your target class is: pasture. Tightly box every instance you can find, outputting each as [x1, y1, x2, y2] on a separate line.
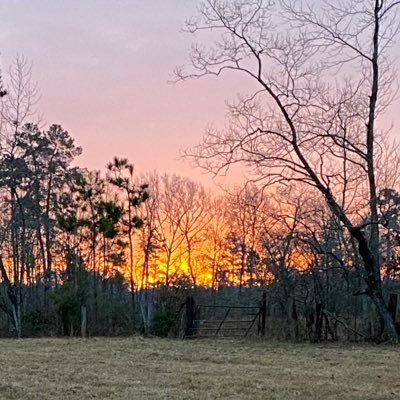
[0, 337, 399, 399]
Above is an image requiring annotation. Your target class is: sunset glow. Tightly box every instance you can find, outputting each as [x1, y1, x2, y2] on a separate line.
[1, 0, 400, 348]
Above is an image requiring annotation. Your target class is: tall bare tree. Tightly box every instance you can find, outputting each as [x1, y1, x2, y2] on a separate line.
[179, 0, 400, 340]
[225, 184, 269, 291]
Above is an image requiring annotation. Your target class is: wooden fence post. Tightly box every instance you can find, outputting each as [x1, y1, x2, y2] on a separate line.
[184, 296, 196, 338]
[260, 291, 266, 337]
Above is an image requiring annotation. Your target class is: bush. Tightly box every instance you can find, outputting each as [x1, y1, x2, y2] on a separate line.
[150, 306, 177, 337]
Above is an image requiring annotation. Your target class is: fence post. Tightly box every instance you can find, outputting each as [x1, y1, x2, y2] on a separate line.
[184, 296, 196, 338]
[260, 291, 266, 337]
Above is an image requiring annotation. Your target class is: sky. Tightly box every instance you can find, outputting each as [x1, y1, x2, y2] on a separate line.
[0, 0, 399, 189]
[0, 0, 244, 188]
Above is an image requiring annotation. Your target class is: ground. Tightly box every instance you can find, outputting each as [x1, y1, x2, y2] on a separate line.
[0, 337, 399, 399]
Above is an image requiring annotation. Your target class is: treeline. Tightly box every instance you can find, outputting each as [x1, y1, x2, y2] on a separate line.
[0, 120, 399, 338]
[1, 57, 400, 340]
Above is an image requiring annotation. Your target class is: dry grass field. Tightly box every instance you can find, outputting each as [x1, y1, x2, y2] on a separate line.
[0, 337, 399, 399]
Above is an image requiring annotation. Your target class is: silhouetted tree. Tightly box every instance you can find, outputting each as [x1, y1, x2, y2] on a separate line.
[179, 0, 400, 340]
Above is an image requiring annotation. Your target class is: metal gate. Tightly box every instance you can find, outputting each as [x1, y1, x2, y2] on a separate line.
[171, 292, 266, 339]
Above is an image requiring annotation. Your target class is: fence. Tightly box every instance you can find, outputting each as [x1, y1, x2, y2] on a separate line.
[171, 292, 267, 339]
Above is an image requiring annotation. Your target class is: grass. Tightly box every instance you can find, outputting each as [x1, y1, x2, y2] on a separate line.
[0, 337, 399, 399]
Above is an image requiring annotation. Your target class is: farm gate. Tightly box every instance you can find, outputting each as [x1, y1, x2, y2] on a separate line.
[171, 292, 267, 339]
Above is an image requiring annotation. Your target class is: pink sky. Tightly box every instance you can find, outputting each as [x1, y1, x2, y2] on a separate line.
[0, 0, 399, 189]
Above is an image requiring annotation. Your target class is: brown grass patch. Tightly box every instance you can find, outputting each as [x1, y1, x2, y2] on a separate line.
[0, 337, 399, 399]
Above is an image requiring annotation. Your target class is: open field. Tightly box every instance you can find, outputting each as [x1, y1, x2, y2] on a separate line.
[0, 337, 399, 399]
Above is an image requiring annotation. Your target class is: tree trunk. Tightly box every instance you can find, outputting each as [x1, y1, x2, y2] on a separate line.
[81, 305, 87, 338]
[370, 288, 398, 341]
[11, 303, 22, 338]
[129, 273, 135, 330]
[351, 228, 398, 341]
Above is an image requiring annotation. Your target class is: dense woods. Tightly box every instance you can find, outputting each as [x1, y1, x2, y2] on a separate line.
[0, 107, 399, 340]
[1, 0, 400, 342]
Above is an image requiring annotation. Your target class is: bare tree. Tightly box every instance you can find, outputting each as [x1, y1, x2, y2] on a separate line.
[176, 178, 211, 287]
[0, 56, 39, 337]
[204, 195, 230, 290]
[179, 0, 400, 340]
[0, 55, 39, 141]
[136, 172, 160, 335]
[225, 183, 269, 291]
[156, 174, 187, 285]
